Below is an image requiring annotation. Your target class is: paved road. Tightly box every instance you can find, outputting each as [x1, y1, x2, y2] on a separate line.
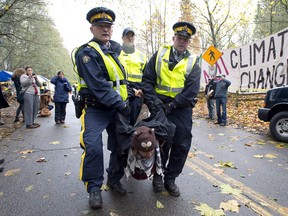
[0, 99, 287, 216]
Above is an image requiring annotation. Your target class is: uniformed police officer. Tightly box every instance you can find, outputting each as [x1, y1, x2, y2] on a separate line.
[142, 21, 201, 197]
[73, 7, 131, 209]
[119, 28, 147, 124]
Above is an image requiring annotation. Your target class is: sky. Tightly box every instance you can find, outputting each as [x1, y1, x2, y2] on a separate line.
[47, 0, 144, 53]
[47, 0, 125, 53]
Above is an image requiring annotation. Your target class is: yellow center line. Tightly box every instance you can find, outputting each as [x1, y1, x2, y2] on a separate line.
[185, 157, 288, 216]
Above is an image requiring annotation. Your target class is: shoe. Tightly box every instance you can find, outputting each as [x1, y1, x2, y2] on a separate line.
[56, 120, 61, 124]
[107, 182, 127, 195]
[0, 121, 4, 125]
[220, 122, 226, 126]
[26, 124, 38, 129]
[60, 120, 65, 124]
[0, 167, 4, 172]
[14, 118, 19, 123]
[164, 180, 180, 197]
[89, 191, 102, 209]
[152, 173, 164, 192]
[214, 122, 220, 124]
[0, 159, 4, 164]
[33, 123, 41, 127]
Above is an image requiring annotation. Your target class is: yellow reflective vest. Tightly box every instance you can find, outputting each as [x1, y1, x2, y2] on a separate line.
[119, 50, 146, 83]
[71, 41, 128, 101]
[155, 46, 197, 98]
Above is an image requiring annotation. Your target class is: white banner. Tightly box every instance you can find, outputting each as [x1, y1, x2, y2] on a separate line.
[200, 27, 288, 93]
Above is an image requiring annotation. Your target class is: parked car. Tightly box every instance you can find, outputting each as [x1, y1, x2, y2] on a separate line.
[258, 86, 288, 143]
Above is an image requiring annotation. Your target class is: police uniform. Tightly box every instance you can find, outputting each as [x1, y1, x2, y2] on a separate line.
[119, 27, 147, 124]
[73, 7, 130, 207]
[142, 21, 201, 196]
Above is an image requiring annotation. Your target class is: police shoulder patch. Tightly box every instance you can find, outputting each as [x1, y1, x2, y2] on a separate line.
[82, 55, 90, 63]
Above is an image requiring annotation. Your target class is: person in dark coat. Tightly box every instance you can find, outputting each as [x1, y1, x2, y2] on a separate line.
[50, 71, 72, 124]
[73, 7, 131, 209]
[0, 84, 9, 125]
[12, 68, 26, 122]
[142, 21, 201, 197]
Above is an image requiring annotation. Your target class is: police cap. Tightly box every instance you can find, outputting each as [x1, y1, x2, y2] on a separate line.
[122, 27, 135, 37]
[173, 21, 196, 39]
[86, 7, 115, 24]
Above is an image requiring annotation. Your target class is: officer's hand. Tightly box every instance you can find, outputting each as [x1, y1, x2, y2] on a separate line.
[119, 103, 131, 117]
[164, 102, 177, 115]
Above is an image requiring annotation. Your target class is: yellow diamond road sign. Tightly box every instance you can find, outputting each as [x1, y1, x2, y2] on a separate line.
[202, 45, 222, 66]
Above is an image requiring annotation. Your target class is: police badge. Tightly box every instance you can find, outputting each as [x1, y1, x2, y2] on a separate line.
[82, 55, 90, 63]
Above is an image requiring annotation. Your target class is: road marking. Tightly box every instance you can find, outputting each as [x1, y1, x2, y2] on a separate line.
[185, 157, 288, 216]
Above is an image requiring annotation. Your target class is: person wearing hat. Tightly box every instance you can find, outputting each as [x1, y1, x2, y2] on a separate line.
[72, 7, 131, 209]
[210, 74, 231, 126]
[142, 21, 201, 197]
[119, 27, 147, 125]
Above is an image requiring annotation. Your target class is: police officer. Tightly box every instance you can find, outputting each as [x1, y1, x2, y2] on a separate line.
[119, 27, 147, 124]
[142, 21, 201, 197]
[73, 7, 131, 209]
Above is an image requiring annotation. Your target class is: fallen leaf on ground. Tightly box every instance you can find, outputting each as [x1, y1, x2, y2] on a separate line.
[253, 154, 263, 159]
[20, 150, 33, 154]
[256, 140, 265, 145]
[275, 144, 285, 149]
[25, 185, 33, 192]
[42, 195, 49, 199]
[218, 133, 225, 136]
[208, 134, 214, 140]
[37, 157, 47, 162]
[156, 200, 164, 208]
[188, 152, 195, 158]
[110, 212, 119, 216]
[50, 141, 60, 145]
[220, 184, 242, 196]
[64, 172, 71, 176]
[213, 168, 224, 175]
[265, 153, 277, 159]
[4, 168, 21, 176]
[215, 161, 237, 169]
[0, 192, 3, 197]
[220, 200, 240, 213]
[195, 203, 225, 216]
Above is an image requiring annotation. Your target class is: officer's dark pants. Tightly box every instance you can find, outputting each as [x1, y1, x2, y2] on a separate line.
[161, 107, 192, 182]
[79, 106, 124, 193]
[54, 102, 67, 122]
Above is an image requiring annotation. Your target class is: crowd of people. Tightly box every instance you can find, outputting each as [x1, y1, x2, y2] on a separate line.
[0, 5, 233, 211]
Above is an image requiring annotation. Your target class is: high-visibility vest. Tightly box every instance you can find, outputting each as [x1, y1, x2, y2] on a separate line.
[71, 42, 128, 100]
[155, 46, 197, 98]
[119, 50, 146, 83]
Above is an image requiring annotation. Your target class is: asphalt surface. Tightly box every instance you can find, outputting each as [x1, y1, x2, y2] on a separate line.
[0, 99, 287, 216]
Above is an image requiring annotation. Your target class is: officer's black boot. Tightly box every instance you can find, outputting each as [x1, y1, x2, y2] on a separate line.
[152, 173, 163, 192]
[164, 180, 180, 197]
[89, 191, 102, 209]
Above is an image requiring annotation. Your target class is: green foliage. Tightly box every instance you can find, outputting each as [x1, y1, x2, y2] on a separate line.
[0, 0, 75, 80]
[253, 0, 288, 39]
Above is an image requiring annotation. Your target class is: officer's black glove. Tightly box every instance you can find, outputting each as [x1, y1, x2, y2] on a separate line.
[164, 101, 177, 115]
[119, 102, 131, 117]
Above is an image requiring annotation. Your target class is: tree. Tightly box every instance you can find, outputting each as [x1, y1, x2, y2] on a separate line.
[0, 0, 75, 80]
[179, 0, 202, 54]
[190, 0, 255, 50]
[253, 0, 288, 39]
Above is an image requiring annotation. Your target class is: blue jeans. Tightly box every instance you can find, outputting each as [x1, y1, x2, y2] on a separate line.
[215, 97, 227, 124]
[207, 98, 215, 119]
